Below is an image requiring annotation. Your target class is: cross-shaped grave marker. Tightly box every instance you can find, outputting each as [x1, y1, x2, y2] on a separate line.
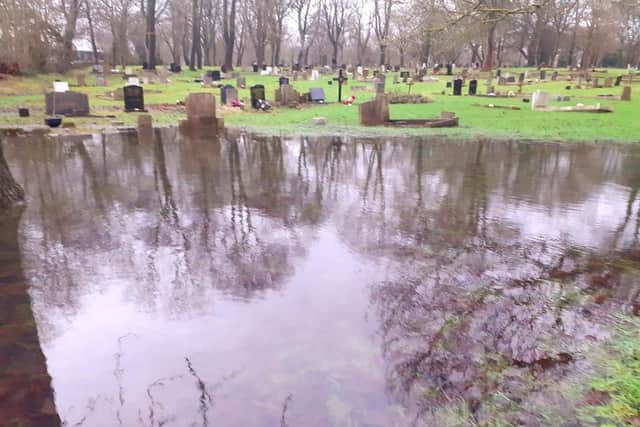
[333, 69, 348, 102]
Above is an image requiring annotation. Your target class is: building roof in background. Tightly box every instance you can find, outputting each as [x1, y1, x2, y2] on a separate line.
[73, 39, 102, 53]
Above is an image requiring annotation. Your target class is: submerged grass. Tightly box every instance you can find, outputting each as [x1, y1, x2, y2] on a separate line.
[1, 66, 639, 142]
[580, 316, 640, 426]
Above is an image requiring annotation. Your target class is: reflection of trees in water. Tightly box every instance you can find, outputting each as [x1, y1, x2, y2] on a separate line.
[5, 132, 341, 341]
[0, 210, 60, 425]
[4, 134, 640, 422]
[331, 139, 640, 423]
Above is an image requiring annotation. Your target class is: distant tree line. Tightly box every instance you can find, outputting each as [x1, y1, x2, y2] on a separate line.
[1, 0, 639, 73]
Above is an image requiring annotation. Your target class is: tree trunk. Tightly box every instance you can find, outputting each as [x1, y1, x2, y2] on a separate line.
[0, 141, 24, 210]
[420, 40, 431, 65]
[222, 0, 237, 70]
[85, 0, 99, 64]
[145, 0, 157, 69]
[482, 23, 497, 71]
[190, 0, 201, 70]
[378, 44, 386, 66]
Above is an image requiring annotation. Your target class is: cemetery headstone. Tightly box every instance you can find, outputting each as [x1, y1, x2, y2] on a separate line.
[137, 114, 153, 141]
[531, 90, 550, 110]
[220, 85, 236, 105]
[592, 77, 599, 88]
[604, 77, 613, 88]
[237, 76, 246, 88]
[551, 71, 558, 81]
[276, 84, 301, 105]
[159, 68, 170, 83]
[453, 78, 463, 96]
[170, 63, 181, 73]
[621, 86, 632, 101]
[468, 79, 478, 95]
[124, 85, 145, 112]
[332, 69, 348, 102]
[250, 85, 266, 109]
[309, 87, 326, 103]
[446, 64, 453, 76]
[615, 75, 623, 86]
[45, 92, 90, 116]
[53, 81, 69, 93]
[209, 70, 221, 81]
[374, 75, 386, 95]
[203, 76, 213, 87]
[96, 75, 107, 86]
[128, 77, 140, 86]
[179, 92, 223, 133]
[540, 70, 546, 80]
[279, 76, 290, 86]
[359, 95, 389, 126]
[77, 74, 86, 87]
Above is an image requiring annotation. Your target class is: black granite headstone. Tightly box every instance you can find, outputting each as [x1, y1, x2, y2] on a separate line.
[453, 78, 463, 96]
[469, 79, 478, 95]
[279, 76, 290, 86]
[250, 85, 266, 109]
[446, 64, 453, 76]
[124, 85, 144, 112]
[615, 75, 623, 86]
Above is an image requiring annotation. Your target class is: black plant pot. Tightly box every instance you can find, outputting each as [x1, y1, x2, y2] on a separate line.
[45, 117, 62, 128]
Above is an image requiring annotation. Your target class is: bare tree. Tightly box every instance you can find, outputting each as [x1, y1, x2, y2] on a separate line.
[222, 0, 238, 69]
[292, 0, 316, 65]
[247, 0, 269, 67]
[322, 0, 348, 66]
[190, 0, 203, 69]
[373, 0, 393, 65]
[268, 0, 289, 65]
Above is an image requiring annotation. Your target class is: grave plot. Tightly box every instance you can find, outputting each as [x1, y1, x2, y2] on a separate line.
[358, 95, 458, 128]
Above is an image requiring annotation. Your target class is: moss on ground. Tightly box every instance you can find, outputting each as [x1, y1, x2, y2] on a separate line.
[1, 66, 639, 142]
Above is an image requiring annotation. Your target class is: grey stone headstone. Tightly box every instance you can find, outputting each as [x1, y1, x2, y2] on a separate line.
[309, 88, 326, 102]
[45, 92, 90, 116]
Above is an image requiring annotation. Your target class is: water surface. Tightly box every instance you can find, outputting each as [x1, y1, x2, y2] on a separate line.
[3, 130, 640, 426]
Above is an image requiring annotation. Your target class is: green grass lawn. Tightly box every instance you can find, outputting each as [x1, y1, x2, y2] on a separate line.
[1, 66, 638, 142]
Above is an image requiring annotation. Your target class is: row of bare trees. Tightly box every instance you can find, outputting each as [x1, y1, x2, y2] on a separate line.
[1, 0, 639, 72]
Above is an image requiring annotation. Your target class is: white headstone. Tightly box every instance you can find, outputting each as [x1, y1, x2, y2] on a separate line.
[311, 69, 320, 81]
[357, 66, 363, 75]
[531, 90, 550, 110]
[128, 77, 140, 86]
[273, 66, 279, 75]
[266, 66, 273, 74]
[53, 81, 69, 93]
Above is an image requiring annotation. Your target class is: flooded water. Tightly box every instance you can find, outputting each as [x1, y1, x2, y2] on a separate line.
[2, 130, 640, 426]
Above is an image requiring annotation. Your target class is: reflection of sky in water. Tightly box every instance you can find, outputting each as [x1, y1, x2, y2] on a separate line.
[4, 133, 640, 426]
